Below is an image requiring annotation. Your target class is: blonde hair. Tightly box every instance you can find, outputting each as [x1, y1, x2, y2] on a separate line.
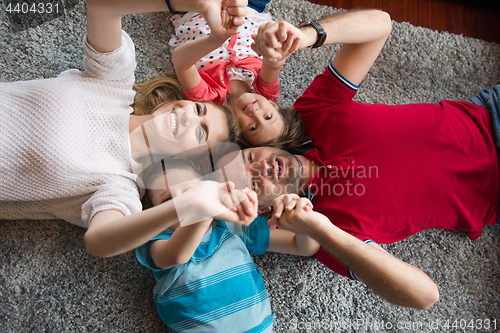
[132, 71, 240, 144]
[132, 71, 187, 116]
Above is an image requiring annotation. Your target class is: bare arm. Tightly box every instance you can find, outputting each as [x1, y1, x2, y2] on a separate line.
[269, 195, 439, 310]
[85, 0, 248, 53]
[267, 196, 319, 256]
[172, 34, 229, 90]
[252, 9, 392, 85]
[149, 219, 212, 269]
[85, 181, 257, 257]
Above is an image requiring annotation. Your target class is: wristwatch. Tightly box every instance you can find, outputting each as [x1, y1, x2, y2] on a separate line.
[298, 20, 327, 49]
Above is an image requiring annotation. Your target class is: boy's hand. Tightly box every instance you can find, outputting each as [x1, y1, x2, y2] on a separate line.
[268, 194, 314, 234]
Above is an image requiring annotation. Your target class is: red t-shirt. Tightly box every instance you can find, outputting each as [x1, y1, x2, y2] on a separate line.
[294, 63, 499, 277]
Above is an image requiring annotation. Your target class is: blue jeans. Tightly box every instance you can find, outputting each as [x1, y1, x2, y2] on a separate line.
[469, 84, 500, 224]
[248, 0, 271, 12]
[469, 84, 500, 149]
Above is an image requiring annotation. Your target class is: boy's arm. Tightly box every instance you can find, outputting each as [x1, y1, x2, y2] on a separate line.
[85, 0, 248, 53]
[267, 228, 319, 256]
[149, 219, 212, 269]
[266, 195, 319, 256]
[172, 34, 229, 90]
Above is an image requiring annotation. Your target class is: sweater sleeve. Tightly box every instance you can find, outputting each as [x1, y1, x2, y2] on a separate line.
[81, 30, 136, 84]
[81, 181, 143, 227]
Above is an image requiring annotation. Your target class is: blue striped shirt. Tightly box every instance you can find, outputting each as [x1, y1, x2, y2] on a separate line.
[136, 216, 273, 332]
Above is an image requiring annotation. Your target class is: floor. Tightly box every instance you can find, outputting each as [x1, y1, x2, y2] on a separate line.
[305, 0, 500, 43]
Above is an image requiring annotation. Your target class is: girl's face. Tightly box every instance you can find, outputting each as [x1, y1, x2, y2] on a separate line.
[234, 93, 284, 146]
[142, 100, 229, 156]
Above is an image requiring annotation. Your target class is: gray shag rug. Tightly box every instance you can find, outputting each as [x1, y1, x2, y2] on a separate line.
[1, 0, 499, 332]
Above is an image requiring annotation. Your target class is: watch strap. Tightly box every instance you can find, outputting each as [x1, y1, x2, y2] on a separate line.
[298, 20, 327, 49]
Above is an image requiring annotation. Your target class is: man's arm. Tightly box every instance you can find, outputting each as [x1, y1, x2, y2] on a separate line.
[86, 0, 248, 53]
[252, 9, 392, 85]
[269, 196, 439, 310]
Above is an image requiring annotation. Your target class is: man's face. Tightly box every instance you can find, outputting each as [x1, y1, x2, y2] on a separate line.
[241, 147, 304, 208]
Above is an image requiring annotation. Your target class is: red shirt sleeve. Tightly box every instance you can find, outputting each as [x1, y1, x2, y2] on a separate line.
[253, 75, 279, 101]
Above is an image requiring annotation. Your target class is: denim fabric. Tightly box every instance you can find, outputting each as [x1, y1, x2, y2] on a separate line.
[469, 84, 500, 149]
[469, 84, 500, 225]
[248, 0, 271, 12]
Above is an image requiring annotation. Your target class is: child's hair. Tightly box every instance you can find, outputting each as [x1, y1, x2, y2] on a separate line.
[238, 106, 305, 151]
[132, 71, 241, 144]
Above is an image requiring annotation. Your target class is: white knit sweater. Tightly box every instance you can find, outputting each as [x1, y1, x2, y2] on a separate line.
[0, 31, 143, 227]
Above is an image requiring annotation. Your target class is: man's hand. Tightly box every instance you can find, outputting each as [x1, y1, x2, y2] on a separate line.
[252, 21, 308, 62]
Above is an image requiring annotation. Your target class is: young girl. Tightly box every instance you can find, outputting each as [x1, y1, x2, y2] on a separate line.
[0, 0, 247, 258]
[137, 156, 320, 332]
[169, 7, 305, 149]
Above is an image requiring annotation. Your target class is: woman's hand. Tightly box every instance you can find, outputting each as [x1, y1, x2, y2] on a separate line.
[196, 0, 248, 39]
[172, 180, 258, 226]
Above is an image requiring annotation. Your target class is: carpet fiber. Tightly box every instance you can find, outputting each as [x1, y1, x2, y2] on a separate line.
[1, 0, 499, 332]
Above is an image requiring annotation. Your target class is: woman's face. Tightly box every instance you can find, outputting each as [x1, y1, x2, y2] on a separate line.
[233, 92, 284, 146]
[143, 100, 229, 156]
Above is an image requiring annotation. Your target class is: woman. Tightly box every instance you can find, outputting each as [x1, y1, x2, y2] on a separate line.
[0, 0, 249, 258]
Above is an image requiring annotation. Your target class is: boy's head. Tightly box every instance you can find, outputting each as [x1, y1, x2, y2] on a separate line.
[144, 158, 202, 207]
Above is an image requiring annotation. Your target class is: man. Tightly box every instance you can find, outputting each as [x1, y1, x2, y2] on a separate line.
[234, 8, 500, 310]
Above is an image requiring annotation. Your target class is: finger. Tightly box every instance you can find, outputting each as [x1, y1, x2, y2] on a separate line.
[231, 190, 251, 221]
[226, 5, 248, 18]
[219, 190, 236, 211]
[272, 197, 285, 218]
[277, 21, 289, 42]
[224, 0, 248, 8]
[288, 35, 301, 54]
[280, 32, 295, 51]
[268, 216, 278, 229]
[231, 16, 244, 27]
[282, 194, 298, 211]
[223, 181, 235, 193]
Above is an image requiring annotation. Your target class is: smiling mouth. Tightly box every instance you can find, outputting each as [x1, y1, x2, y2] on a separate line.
[170, 111, 178, 136]
[242, 101, 256, 112]
[275, 157, 283, 180]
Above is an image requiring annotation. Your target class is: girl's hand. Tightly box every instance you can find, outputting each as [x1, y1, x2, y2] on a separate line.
[262, 32, 301, 69]
[251, 21, 307, 62]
